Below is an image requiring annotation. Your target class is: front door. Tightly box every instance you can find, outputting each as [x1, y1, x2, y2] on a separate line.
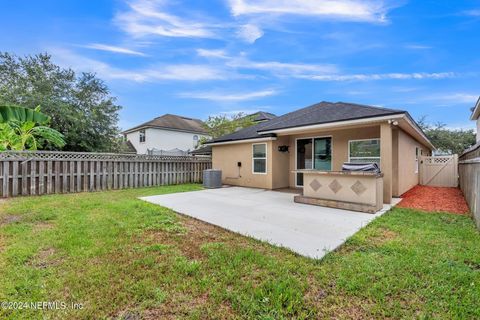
[296, 137, 332, 186]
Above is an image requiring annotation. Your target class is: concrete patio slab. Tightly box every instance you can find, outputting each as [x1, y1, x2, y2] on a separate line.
[140, 187, 400, 259]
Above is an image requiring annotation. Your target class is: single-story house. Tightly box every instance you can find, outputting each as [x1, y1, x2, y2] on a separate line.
[122, 114, 210, 154]
[205, 102, 434, 204]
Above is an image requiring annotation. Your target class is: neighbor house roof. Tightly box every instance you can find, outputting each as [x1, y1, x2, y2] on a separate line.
[122, 114, 208, 135]
[206, 101, 433, 149]
[190, 144, 212, 155]
[470, 96, 480, 120]
[249, 111, 277, 122]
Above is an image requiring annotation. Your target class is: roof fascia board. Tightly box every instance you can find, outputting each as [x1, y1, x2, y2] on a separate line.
[205, 137, 277, 146]
[401, 114, 435, 150]
[470, 97, 480, 120]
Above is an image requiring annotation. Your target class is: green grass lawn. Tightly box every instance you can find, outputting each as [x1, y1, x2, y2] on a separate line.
[0, 185, 479, 319]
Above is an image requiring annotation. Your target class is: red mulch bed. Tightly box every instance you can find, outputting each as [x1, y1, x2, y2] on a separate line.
[397, 185, 470, 215]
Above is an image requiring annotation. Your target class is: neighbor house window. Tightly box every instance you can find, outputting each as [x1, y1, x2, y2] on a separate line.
[252, 143, 267, 174]
[415, 147, 419, 173]
[193, 135, 199, 147]
[139, 130, 146, 143]
[349, 139, 380, 164]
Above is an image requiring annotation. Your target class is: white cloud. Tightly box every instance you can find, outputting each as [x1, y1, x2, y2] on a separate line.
[179, 89, 278, 101]
[82, 43, 147, 56]
[115, 0, 216, 38]
[400, 92, 478, 108]
[439, 93, 479, 104]
[214, 108, 271, 116]
[194, 50, 338, 77]
[51, 48, 226, 82]
[228, 0, 391, 22]
[231, 59, 338, 76]
[404, 44, 432, 50]
[421, 93, 479, 105]
[462, 9, 480, 16]
[304, 72, 458, 81]
[444, 122, 476, 131]
[236, 24, 264, 43]
[144, 64, 226, 81]
[196, 48, 229, 59]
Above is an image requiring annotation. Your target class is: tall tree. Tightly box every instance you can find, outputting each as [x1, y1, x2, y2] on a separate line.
[417, 116, 476, 155]
[0, 52, 121, 152]
[202, 113, 256, 140]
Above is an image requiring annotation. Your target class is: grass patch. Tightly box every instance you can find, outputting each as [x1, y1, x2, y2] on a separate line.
[0, 185, 479, 319]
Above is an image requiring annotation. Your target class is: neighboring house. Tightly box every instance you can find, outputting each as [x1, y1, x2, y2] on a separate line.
[122, 114, 210, 154]
[470, 97, 480, 142]
[190, 144, 212, 156]
[205, 101, 434, 204]
[249, 111, 277, 122]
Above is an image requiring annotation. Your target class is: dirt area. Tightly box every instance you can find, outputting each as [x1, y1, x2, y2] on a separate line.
[398, 185, 469, 215]
[0, 215, 21, 226]
[29, 247, 62, 268]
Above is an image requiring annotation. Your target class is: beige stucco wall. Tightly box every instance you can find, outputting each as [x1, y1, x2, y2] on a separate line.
[392, 129, 399, 196]
[271, 136, 290, 189]
[211, 138, 291, 189]
[394, 129, 430, 196]
[287, 126, 380, 188]
[302, 172, 383, 211]
[212, 141, 273, 189]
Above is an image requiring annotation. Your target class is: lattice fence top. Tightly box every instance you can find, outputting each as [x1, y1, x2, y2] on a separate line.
[421, 155, 456, 165]
[0, 151, 212, 162]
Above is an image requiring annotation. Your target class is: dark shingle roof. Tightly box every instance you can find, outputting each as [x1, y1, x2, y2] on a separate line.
[250, 111, 277, 122]
[190, 144, 212, 155]
[123, 114, 207, 134]
[207, 101, 406, 144]
[258, 101, 405, 132]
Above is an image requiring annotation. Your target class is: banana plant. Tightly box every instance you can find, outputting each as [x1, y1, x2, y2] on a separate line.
[0, 105, 49, 124]
[0, 105, 65, 150]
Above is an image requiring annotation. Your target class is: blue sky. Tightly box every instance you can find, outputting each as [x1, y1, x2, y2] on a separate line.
[1, 0, 479, 131]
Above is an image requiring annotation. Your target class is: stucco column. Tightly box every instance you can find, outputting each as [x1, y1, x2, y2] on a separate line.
[380, 123, 393, 204]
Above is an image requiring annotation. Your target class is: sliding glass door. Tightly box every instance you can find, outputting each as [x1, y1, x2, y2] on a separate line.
[296, 137, 332, 186]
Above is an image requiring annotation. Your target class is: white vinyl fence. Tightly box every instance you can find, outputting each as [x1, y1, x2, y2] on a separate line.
[419, 155, 458, 187]
[0, 151, 211, 198]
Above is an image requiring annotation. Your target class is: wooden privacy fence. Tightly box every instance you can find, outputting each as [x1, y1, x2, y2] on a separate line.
[0, 151, 211, 198]
[459, 142, 480, 230]
[419, 155, 458, 187]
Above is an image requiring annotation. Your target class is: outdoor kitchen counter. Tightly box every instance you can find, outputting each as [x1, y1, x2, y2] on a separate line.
[293, 170, 384, 213]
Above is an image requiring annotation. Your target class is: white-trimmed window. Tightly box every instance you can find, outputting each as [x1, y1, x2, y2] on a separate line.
[415, 147, 419, 173]
[139, 129, 146, 143]
[252, 143, 267, 174]
[349, 139, 380, 164]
